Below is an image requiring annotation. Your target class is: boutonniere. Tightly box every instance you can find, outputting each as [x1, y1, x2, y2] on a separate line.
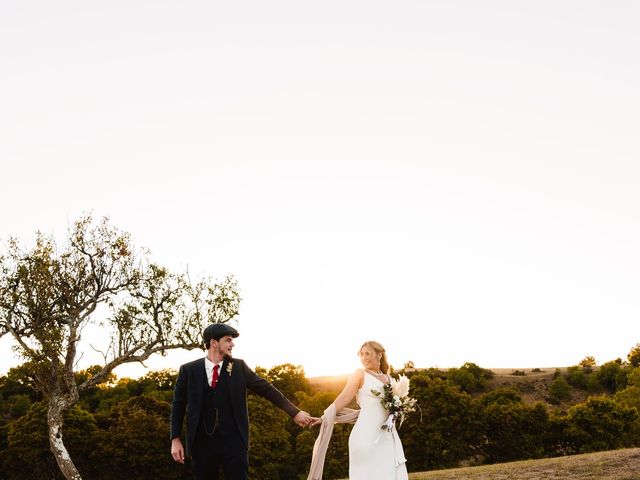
[226, 362, 233, 376]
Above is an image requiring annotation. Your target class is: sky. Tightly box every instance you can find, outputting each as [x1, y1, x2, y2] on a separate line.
[1, 1, 639, 379]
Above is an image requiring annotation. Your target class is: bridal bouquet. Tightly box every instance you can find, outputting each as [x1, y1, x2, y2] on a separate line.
[371, 374, 417, 432]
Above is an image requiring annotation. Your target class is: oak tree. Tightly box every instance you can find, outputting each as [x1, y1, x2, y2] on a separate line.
[0, 216, 240, 480]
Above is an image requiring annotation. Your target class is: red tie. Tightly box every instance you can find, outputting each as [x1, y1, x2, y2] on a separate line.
[211, 364, 219, 389]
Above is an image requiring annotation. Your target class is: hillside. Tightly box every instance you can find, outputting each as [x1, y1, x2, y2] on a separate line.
[404, 447, 640, 480]
[308, 374, 349, 393]
[310, 367, 583, 404]
[483, 366, 589, 406]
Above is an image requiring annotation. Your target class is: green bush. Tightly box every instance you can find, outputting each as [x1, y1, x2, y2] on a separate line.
[596, 360, 628, 393]
[628, 343, 640, 368]
[94, 395, 190, 480]
[548, 376, 572, 404]
[401, 375, 484, 471]
[0, 402, 98, 480]
[483, 399, 550, 462]
[565, 366, 588, 390]
[563, 396, 640, 453]
[447, 362, 493, 393]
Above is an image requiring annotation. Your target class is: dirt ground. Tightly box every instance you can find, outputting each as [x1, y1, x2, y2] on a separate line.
[408, 448, 640, 480]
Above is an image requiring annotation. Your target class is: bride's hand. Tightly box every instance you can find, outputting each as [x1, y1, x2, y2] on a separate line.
[310, 416, 322, 427]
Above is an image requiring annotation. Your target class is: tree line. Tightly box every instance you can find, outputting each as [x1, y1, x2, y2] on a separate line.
[2, 349, 640, 480]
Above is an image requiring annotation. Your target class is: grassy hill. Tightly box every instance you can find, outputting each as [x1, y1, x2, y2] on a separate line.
[309, 366, 593, 409]
[402, 447, 640, 480]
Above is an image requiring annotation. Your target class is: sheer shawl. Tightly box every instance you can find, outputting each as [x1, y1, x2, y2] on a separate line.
[306, 403, 359, 480]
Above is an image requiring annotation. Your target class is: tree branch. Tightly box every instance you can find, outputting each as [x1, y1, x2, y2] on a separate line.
[78, 341, 200, 392]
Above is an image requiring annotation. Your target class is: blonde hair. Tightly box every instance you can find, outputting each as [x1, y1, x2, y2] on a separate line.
[359, 340, 390, 374]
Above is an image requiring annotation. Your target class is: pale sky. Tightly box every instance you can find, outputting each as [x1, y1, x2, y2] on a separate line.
[1, 1, 639, 378]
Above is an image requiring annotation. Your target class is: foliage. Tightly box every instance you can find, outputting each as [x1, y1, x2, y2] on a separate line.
[447, 362, 493, 393]
[616, 368, 640, 411]
[258, 363, 312, 401]
[0, 402, 98, 480]
[93, 396, 189, 480]
[404, 360, 416, 370]
[295, 390, 352, 479]
[548, 375, 572, 404]
[296, 423, 351, 480]
[615, 386, 640, 413]
[628, 343, 640, 368]
[596, 360, 628, 393]
[296, 390, 336, 417]
[481, 389, 550, 461]
[3, 355, 640, 478]
[0, 215, 241, 395]
[0, 216, 240, 479]
[579, 356, 596, 372]
[565, 366, 588, 390]
[627, 367, 640, 388]
[401, 374, 484, 470]
[0, 364, 41, 403]
[247, 395, 296, 480]
[563, 396, 640, 454]
[481, 387, 522, 406]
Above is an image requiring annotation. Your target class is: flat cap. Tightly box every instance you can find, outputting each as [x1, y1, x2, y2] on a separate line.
[203, 323, 240, 346]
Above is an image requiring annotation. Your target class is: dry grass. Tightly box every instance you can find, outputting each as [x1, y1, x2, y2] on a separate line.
[403, 448, 640, 480]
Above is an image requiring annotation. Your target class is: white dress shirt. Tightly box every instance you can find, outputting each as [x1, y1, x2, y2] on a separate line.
[204, 356, 223, 386]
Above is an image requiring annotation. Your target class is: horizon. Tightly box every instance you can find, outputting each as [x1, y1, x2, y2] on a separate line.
[3, 335, 628, 382]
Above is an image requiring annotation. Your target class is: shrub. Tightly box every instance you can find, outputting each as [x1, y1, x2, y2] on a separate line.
[597, 360, 628, 393]
[447, 363, 493, 393]
[0, 402, 98, 480]
[517, 382, 535, 393]
[548, 376, 572, 404]
[401, 374, 484, 471]
[579, 356, 596, 373]
[483, 400, 550, 462]
[615, 386, 640, 413]
[565, 366, 588, 390]
[563, 396, 640, 453]
[628, 343, 640, 368]
[94, 396, 189, 480]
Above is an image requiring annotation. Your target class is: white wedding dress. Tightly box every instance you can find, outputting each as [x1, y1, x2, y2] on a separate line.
[348, 372, 409, 479]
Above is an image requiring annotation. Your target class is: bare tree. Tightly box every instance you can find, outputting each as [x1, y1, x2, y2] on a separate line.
[0, 216, 240, 480]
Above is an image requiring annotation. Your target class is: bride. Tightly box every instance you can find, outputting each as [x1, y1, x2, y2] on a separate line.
[309, 340, 408, 480]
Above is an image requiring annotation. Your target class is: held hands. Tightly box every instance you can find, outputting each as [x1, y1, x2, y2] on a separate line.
[293, 410, 321, 428]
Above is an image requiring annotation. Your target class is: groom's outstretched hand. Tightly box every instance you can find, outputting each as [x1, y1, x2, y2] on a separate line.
[293, 410, 313, 427]
[171, 438, 185, 464]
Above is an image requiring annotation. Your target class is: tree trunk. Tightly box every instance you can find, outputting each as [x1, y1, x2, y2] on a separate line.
[47, 397, 83, 480]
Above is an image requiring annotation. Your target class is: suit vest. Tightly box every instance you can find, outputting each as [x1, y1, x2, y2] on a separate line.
[199, 365, 235, 437]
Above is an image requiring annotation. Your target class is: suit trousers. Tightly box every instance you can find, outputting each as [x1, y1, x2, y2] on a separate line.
[191, 428, 248, 480]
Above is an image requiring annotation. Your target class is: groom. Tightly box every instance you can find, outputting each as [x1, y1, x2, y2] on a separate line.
[170, 323, 313, 479]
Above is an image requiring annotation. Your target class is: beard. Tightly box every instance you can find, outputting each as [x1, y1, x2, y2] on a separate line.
[223, 352, 233, 361]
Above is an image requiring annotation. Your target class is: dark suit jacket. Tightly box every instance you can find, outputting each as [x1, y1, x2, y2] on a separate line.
[170, 357, 300, 455]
